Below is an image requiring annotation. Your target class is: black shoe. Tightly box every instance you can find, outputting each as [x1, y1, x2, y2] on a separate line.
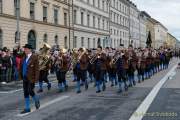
[35, 100, 40, 110]
[77, 90, 81, 94]
[138, 80, 141, 83]
[73, 79, 77, 82]
[111, 84, 114, 87]
[125, 87, 128, 91]
[20, 109, 31, 114]
[117, 90, 122, 93]
[65, 85, 68, 91]
[102, 85, 106, 91]
[47, 84, 51, 90]
[96, 90, 101, 93]
[58, 89, 63, 93]
[133, 81, 136, 86]
[85, 84, 88, 90]
[37, 89, 43, 93]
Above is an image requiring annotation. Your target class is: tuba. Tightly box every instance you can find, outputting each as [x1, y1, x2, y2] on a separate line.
[111, 51, 121, 64]
[39, 43, 51, 71]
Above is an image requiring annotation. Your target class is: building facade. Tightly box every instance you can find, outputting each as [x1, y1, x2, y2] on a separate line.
[129, 2, 140, 48]
[166, 33, 176, 49]
[72, 0, 110, 49]
[110, 0, 129, 48]
[139, 11, 147, 48]
[0, 0, 72, 50]
[154, 21, 168, 49]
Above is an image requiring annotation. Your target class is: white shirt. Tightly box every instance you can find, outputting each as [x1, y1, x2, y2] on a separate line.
[26, 53, 32, 63]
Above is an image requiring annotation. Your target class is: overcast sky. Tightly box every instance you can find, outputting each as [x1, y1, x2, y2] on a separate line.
[132, 0, 180, 40]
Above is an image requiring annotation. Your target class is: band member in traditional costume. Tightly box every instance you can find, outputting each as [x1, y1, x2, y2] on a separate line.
[107, 48, 117, 87]
[54, 48, 69, 92]
[20, 44, 40, 114]
[159, 48, 165, 71]
[75, 48, 89, 93]
[37, 43, 52, 93]
[71, 48, 78, 82]
[90, 46, 105, 93]
[136, 48, 143, 83]
[115, 44, 128, 93]
[127, 45, 137, 87]
[87, 49, 94, 83]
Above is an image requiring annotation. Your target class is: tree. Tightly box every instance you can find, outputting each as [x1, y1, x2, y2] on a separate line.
[146, 31, 152, 48]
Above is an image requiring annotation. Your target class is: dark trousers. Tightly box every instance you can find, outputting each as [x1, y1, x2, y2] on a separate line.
[39, 70, 49, 83]
[56, 70, 66, 84]
[23, 80, 35, 98]
[77, 69, 87, 82]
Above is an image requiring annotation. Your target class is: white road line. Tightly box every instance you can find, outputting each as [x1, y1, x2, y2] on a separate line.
[0, 89, 23, 94]
[0, 81, 58, 94]
[17, 95, 69, 117]
[129, 64, 178, 120]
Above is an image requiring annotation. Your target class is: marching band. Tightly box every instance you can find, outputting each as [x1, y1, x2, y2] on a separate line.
[18, 42, 175, 114]
[37, 43, 174, 94]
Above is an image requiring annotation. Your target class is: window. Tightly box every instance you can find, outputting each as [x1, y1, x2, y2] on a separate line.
[93, 0, 95, 6]
[93, 16, 95, 28]
[98, 18, 100, 29]
[87, 38, 90, 48]
[15, 31, 20, 43]
[81, 12, 84, 25]
[43, 34, 48, 43]
[55, 35, 58, 45]
[30, 2, 35, 19]
[73, 10, 77, 24]
[73, 36, 77, 48]
[81, 37, 84, 46]
[98, 0, 100, 8]
[64, 12, 67, 26]
[64, 36, 68, 48]
[102, 19, 105, 30]
[102, 1, 104, 10]
[93, 38, 96, 48]
[43, 6, 47, 22]
[106, 21, 109, 30]
[54, 9, 58, 24]
[87, 14, 90, 27]
[0, 0, 2, 13]
[103, 39, 106, 48]
[0, 29, 2, 48]
[106, 2, 108, 11]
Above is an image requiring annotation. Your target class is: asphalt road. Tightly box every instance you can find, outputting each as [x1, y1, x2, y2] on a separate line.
[0, 58, 179, 120]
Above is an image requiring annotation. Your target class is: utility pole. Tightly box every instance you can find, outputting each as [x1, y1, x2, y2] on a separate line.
[16, 0, 20, 47]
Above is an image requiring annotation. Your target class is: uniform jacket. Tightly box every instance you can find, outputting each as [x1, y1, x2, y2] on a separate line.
[20, 54, 39, 83]
[80, 53, 89, 70]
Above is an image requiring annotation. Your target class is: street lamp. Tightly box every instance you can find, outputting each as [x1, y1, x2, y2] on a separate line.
[16, 0, 20, 47]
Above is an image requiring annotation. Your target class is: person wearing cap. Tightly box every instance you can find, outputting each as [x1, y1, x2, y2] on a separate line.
[19, 44, 40, 114]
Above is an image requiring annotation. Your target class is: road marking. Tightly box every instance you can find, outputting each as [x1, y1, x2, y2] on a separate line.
[129, 64, 178, 120]
[0, 89, 23, 94]
[17, 95, 69, 117]
[0, 81, 58, 94]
